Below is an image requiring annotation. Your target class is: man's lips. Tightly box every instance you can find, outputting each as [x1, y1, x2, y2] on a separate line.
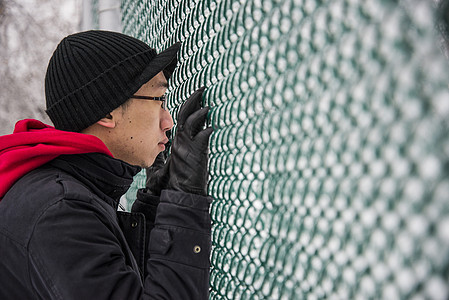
[158, 138, 169, 146]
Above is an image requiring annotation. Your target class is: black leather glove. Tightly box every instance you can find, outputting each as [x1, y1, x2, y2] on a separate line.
[143, 151, 170, 196]
[167, 87, 213, 196]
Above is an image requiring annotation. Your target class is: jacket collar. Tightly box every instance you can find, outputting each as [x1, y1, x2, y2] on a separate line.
[49, 153, 141, 209]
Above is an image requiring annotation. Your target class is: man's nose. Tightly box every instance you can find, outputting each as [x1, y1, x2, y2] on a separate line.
[161, 109, 174, 132]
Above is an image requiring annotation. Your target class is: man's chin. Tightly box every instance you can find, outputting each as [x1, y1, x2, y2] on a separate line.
[142, 156, 158, 168]
[140, 161, 154, 169]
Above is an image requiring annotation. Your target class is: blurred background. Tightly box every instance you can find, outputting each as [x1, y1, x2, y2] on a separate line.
[0, 0, 83, 134]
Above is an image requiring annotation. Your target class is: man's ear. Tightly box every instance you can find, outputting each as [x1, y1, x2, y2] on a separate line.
[96, 113, 116, 128]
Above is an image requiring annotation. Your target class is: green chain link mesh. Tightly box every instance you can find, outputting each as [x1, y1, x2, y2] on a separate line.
[121, 169, 146, 211]
[121, 0, 449, 298]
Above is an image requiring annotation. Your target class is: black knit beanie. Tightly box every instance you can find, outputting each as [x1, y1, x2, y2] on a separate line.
[45, 30, 180, 132]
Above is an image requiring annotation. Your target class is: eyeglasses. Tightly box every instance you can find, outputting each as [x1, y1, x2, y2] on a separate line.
[131, 95, 167, 110]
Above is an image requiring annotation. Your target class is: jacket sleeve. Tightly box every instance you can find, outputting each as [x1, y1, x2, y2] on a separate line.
[141, 189, 212, 300]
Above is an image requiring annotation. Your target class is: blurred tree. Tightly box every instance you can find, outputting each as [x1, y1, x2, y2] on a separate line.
[0, 0, 80, 134]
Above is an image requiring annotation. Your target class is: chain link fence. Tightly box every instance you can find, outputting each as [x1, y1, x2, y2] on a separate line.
[120, 0, 449, 298]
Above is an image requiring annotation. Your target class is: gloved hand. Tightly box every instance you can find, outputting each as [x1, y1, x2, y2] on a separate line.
[144, 151, 170, 196]
[132, 151, 167, 221]
[144, 87, 213, 196]
[167, 87, 213, 196]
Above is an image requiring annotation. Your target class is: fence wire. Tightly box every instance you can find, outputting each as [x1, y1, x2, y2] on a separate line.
[121, 0, 449, 299]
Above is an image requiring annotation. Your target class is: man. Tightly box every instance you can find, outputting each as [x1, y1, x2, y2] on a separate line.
[0, 30, 213, 299]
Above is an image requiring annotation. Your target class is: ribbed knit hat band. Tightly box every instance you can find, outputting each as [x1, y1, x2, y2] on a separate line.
[45, 30, 180, 132]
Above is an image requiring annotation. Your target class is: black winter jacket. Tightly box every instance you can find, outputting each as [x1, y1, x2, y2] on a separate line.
[0, 153, 212, 299]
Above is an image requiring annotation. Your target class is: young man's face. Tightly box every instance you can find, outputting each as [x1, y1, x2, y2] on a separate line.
[111, 71, 173, 167]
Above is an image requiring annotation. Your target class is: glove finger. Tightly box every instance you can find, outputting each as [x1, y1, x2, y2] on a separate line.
[177, 87, 205, 127]
[193, 127, 214, 149]
[146, 156, 171, 191]
[185, 107, 210, 138]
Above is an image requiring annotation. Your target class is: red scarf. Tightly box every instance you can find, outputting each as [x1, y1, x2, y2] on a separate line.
[0, 119, 113, 200]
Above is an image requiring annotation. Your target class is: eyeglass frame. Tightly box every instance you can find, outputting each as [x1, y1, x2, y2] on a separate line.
[130, 95, 167, 110]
